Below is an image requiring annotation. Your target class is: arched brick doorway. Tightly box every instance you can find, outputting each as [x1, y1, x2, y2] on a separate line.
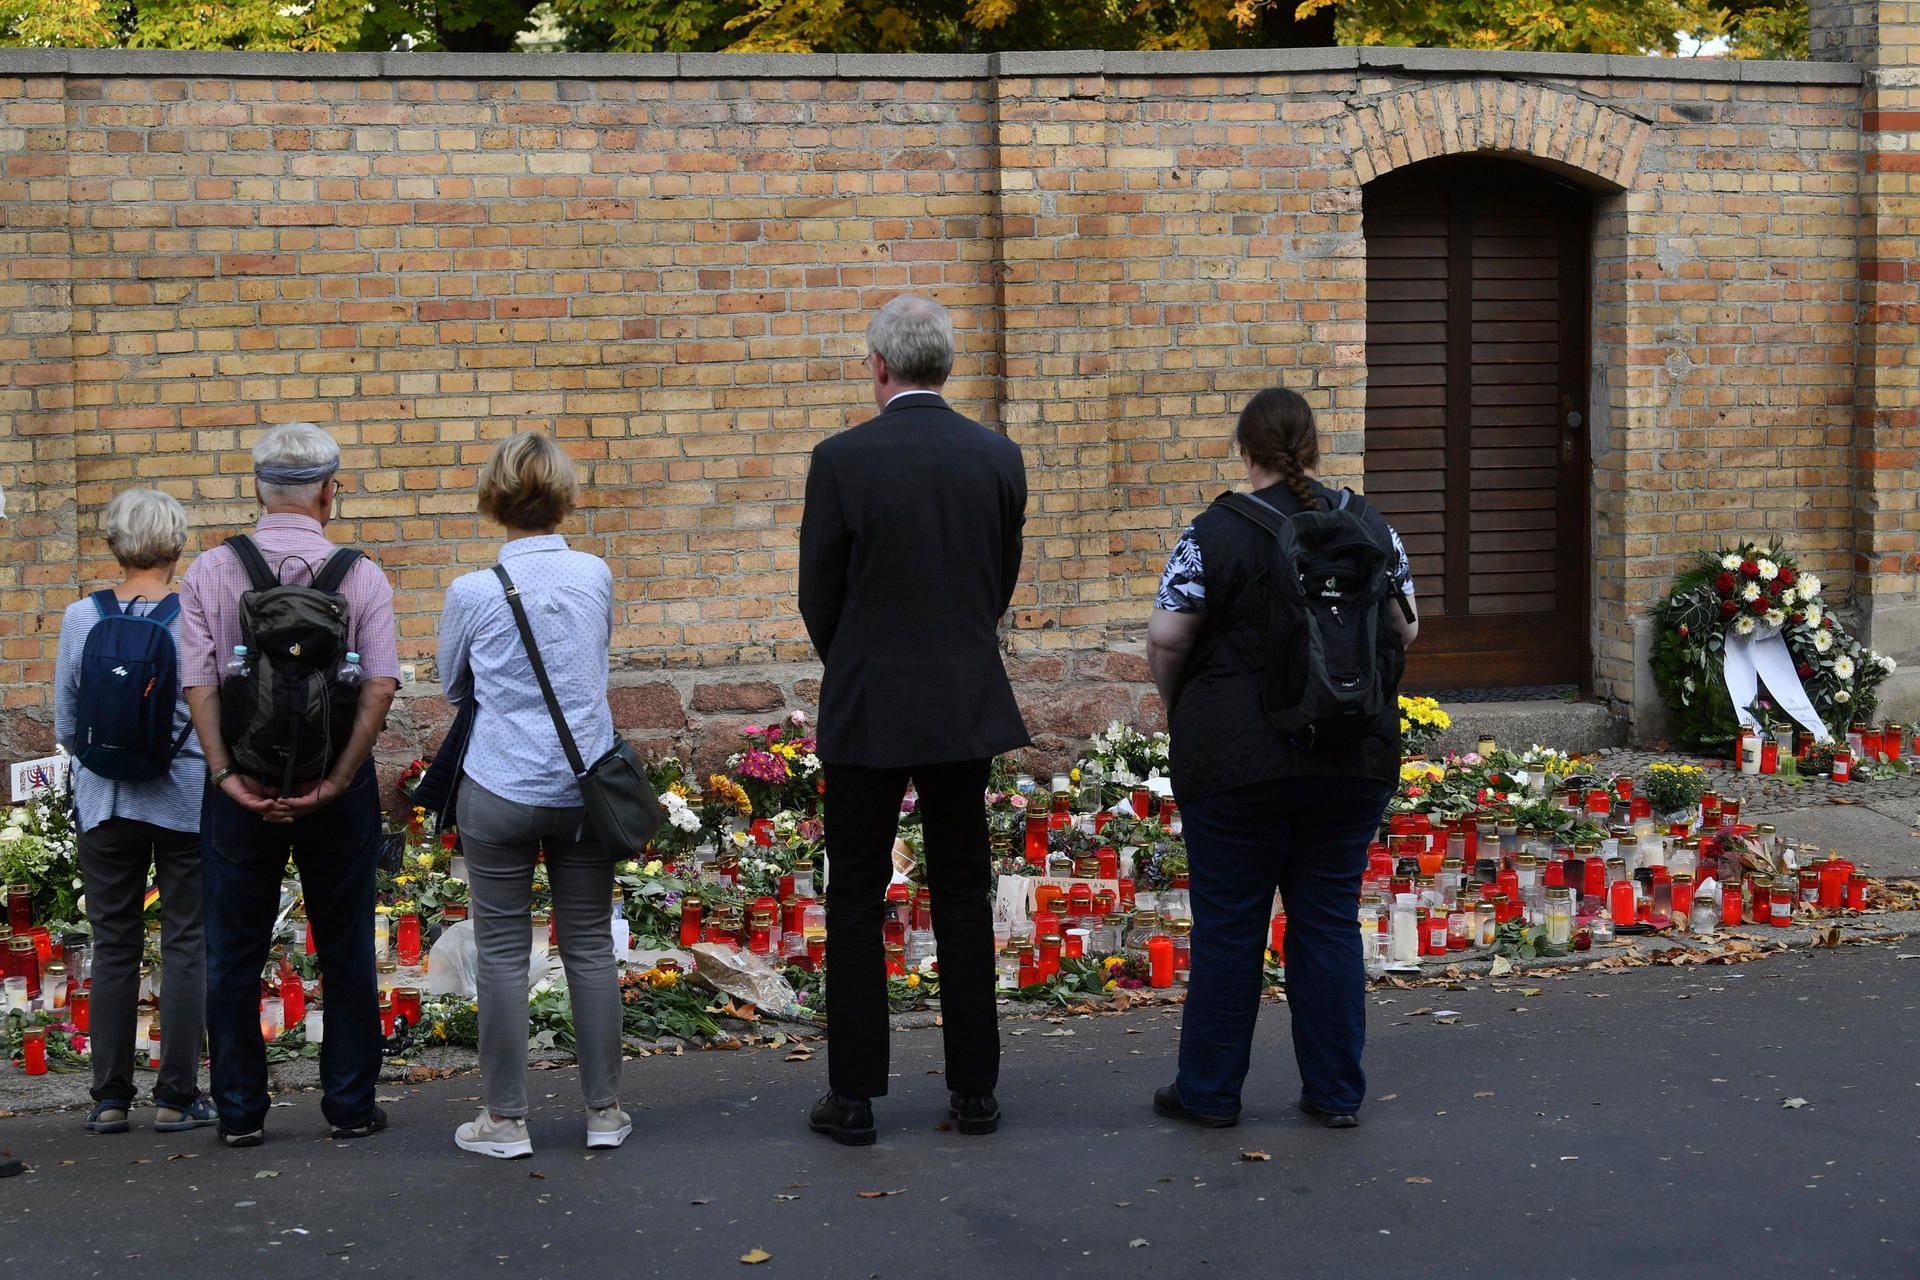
[1363, 156, 1593, 692]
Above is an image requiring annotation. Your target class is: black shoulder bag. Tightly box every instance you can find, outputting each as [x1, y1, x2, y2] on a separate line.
[493, 564, 664, 856]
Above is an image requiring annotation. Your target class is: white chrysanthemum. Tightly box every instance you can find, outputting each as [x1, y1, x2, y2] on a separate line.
[1740, 583, 1761, 603]
[1764, 610, 1785, 628]
[1721, 553, 1742, 570]
[1800, 574, 1821, 599]
[5, 809, 24, 828]
[0, 827, 20, 843]
[1834, 654, 1856, 680]
[1814, 629, 1834, 653]
[1835, 689, 1851, 704]
[1804, 603, 1824, 627]
[1880, 654, 1898, 674]
[1756, 559, 1778, 580]
[1733, 615, 1757, 636]
[1682, 677, 1695, 694]
[802, 753, 821, 772]
[671, 807, 700, 834]
[1780, 589, 1796, 607]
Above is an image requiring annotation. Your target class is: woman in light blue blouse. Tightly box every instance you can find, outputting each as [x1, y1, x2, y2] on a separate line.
[53, 489, 216, 1135]
[437, 432, 627, 1160]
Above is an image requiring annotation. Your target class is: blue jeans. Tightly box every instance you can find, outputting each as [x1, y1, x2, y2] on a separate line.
[201, 764, 381, 1133]
[1174, 775, 1392, 1120]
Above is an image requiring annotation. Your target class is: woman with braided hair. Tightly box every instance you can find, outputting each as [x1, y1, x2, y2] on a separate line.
[1145, 386, 1418, 1130]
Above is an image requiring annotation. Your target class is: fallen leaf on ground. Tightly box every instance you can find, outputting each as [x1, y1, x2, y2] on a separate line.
[529, 1171, 546, 1180]
[1239, 1151, 1272, 1162]
[1114, 1201, 1133, 1207]
[253, 1170, 280, 1179]
[690, 1199, 710, 1206]
[166, 1152, 198, 1161]
[1560, 1155, 1580, 1162]
[857, 1189, 908, 1199]
[1040, 1029, 1075, 1038]
[1489, 956, 1515, 977]
[1781, 1097, 1810, 1109]
[1376, 1094, 1399, 1102]
[1519, 987, 1543, 997]
[1409, 1007, 1433, 1017]
[1405, 1176, 1433, 1185]
[1433, 1015, 1461, 1025]
[773, 1194, 801, 1202]
[740, 1249, 772, 1265]
[1472, 1091, 1495, 1098]
[1129, 1239, 1150, 1249]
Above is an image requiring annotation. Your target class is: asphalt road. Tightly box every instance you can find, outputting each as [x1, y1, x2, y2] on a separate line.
[3, 943, 1915, 1279]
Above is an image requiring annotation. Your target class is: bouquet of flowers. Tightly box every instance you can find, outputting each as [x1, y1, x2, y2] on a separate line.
[1078, 721, 1171, 805]
[1398, 695, 1451, 755]
[1653, 540, 1896, 748]
[1638, 762, 1706, 818]
[726, 712, 822, 817]
[1, 783, 82, 928]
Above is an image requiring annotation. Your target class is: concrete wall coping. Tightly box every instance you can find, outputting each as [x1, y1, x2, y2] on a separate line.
[0, 46, 1864, 87]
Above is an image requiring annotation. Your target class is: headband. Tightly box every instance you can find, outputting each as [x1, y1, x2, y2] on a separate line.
[255, 461, 339, 486]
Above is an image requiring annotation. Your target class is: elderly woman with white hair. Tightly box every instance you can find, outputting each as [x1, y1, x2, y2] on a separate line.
[180, 422, 401, 1149]
[54, 488, 217, 1135]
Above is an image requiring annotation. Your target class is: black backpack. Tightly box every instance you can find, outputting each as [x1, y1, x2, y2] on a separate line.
[73, 592, 194, 782]
[219, 535, 364, 790]
[1215, 488, 1411, 744]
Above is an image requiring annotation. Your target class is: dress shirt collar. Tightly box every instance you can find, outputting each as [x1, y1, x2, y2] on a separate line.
[883, 389, 947, 411]
[256, 512, 327, 537]
[500, 534, 569, 560]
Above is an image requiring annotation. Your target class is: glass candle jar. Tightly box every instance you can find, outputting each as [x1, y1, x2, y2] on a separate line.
[1168, 919, 1191, 974]
[376, 960, 398, 995]
[1147, 934, 1174, 988]
[1769, 876, 1796, 926]
[371, 907, 390, 959]
[678, 892, 704, 948]
[9, 936, 38, 999]
[1670, 873, 1694, 927]
[1847, 872, 1870, 911]
[393, 986, 422, 1029]
[22, 1026, 46, 1076]
[1474, 900, 1497, 947]
[803, 901, 827, 968]
[305, 1002, 325, 1044]
[1130, 785, 1152, 820]
[1447, 901, 1470, 951]
[1721, 878, 1744, 927]
[42, 958, 67, 1009]
[1689, 891, 1718, 934]
[6, 883, 31, 932]
[396, 913, 422, 967]
[71, 983, 90, 1033]
[1389, 895, 1419, 963]
[1423, 907, 1449, 955]
[996, 945, 1021, 991]
[1024, 811, 1050, 866]
[1609, 879, 1636, 929]
[1544, 886, 1573, 947]
[530, 912, 552, 958]
[1818, 857, 1850, 908]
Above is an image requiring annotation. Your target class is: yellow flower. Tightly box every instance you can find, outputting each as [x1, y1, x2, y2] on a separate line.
[1070, 767, 1081, 783]
[1103, 979, 1118, 991]
[1104, 956, 1125, 971]
[642, 859, 663, 877]
[432, 1022, 447, 1041]
[416, 851, 434, 867]
[395, 874, 414, 886]
[906, 973, 921, 988]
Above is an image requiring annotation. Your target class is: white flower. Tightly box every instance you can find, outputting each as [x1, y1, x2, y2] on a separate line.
[1763, 610, 1785, 629]
[802, 754, 821, 773]
[1721, 553, 1742, 570]
[1800, 574, 1821, 600]
[1804, 603, 1824, 627]
[1780, 589, 1797, 607]
[0, 827, 20, 843]
[1110, 767, 1137, 787]
[1835, 689, 1851, 704]
[1682, 677, 1696, 694]
[1733, 616, 1756, 636]
[670, 806, 700, 833]
[1880, 654, 1898, 674]
[1740, 583, 1761, 603]
[790, 710, 808, 726]
[1814, 629, 1834, 653]
[1834, 654, 1856, 680]
[1756, 559, 1778, 580]
[5, 809, 25, 828]
[621, 859, 640, 874]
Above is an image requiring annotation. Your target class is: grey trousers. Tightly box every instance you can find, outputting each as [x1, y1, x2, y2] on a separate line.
[77, 817, 205, 1109]
[456, 780, 622, 1118]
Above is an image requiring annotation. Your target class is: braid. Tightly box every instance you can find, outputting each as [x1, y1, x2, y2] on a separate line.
[1272, 449, 1320, 512]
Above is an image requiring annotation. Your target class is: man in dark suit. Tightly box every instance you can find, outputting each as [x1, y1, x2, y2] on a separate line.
[798, 294, 1030, 1146]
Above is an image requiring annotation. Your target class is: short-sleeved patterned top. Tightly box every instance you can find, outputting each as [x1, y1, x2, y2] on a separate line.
[1156, 482, 1415, 613]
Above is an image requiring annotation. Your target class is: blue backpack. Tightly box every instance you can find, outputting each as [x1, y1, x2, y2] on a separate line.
[73, 592, 193, 782]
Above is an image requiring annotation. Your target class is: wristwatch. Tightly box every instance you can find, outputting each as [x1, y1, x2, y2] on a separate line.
[209, 766, 236, 788]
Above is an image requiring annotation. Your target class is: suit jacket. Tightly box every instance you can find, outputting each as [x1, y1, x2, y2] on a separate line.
[798, 391, 1031, 768]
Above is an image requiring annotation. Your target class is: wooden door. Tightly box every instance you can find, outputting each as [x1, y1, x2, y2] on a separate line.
[1362, 159, 1591, 691]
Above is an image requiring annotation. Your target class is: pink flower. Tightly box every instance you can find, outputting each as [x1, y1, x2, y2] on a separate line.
[741, 725, 766, 738]
[1461, 751, 1482, 766]
[1009, 794, 1028, 811]
[790, 710, 808, 726]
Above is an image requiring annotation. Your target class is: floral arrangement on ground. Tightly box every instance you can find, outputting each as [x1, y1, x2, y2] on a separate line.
[1652, 540, 1894, 749]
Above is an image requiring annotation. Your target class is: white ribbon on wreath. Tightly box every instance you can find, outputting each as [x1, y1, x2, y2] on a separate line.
[1721, 621, 1833, 743]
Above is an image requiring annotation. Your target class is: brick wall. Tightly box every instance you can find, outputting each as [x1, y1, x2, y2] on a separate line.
[0, 44, 1907, 781]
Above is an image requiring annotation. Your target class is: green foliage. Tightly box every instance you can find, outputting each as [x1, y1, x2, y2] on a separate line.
[1, 0, 366, 50]
[1298, 0, 1807, 57]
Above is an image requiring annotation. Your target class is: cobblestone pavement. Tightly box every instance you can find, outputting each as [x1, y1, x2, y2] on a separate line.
[1586, 745, 1920, 818]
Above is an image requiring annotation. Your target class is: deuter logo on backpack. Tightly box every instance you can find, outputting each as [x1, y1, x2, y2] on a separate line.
[73, 591, 194, 783]
[1216, 488, 1412, 743]
[217, 535, 367, 791]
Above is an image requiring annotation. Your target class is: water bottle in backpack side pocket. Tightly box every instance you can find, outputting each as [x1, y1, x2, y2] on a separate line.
[226, 644, 251, 681]
[335, 651, 363, 691]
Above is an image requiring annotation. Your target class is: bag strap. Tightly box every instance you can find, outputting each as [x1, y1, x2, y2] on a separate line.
[223, 535, 279, 592]
[311, 547, 365, 596]
[1214, 490, 1292, 538]
[89, 589, 121, 621]
[148, 593, 182, 628]
[493, 563, 587, 778]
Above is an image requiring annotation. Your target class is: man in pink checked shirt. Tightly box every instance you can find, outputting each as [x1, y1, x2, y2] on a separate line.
[179, 422, 399, 1151]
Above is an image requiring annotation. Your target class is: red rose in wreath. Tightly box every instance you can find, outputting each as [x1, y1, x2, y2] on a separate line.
[1797, 662, 1814, 678]
[1714, 572, 1736, 596]
[1677, 624, 1690, 638]
[1750, 598, 1769, 616]
[1720, 600, 1740, 617]
[1777, 566, 1796, 588]
[1789, 612, 1805, 625]
[1767, 578, 1782, 596]
[1739, 559, 1760, 577]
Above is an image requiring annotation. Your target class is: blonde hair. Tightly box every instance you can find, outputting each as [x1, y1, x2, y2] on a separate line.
[477, 432, 578, 531]
[103, 488, 188, 570]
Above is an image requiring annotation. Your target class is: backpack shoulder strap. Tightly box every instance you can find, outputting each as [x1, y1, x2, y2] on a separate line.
[147, 592, 181, 628]
[224, 535, 278, 592]
[311, 547, 365, 595]
[1214, 490, 1291, 537]
[89, 589, 123, 621]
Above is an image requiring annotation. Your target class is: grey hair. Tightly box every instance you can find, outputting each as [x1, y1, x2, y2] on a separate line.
[252, 422, 342, 507]
[103, 488, 188, 571]
[866, 295, 955, 387]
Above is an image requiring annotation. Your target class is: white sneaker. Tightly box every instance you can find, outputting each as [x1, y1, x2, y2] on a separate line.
[454, 1110, 532, 1160]
[586, 1105, 632, 1149]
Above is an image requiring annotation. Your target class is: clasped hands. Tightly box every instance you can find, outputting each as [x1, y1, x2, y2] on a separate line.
[220, 772, 346, 824]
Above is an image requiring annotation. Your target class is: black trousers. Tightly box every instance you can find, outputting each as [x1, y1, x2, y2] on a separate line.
[823, 759, 999, 1100]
